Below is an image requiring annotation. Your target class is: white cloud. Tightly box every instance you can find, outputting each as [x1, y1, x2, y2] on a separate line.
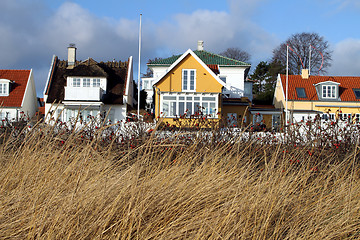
[0, 0, 279, 96]
[328, 38, 360, 76]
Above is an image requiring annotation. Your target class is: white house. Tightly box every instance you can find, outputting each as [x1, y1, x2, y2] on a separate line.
[43, 45, 134, 124]
[0, 69, 38, 122]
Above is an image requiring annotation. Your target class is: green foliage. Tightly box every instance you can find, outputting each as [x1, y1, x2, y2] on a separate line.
[250, 60, 286, 104]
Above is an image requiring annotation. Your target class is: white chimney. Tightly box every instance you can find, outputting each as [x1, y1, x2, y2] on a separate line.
[197, 40, 204, 51]
[67, 43, 76, 69]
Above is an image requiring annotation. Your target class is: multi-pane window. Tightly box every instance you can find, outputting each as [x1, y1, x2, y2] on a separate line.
[93, 78, 100, 87]
[0, 83, 7, 96]
[71, 78, 102, 88]
[322, 85, 336, 98]
[73, 78, 81, 87]
[182, 69, 196, 91]
[83, 78, 91, 87]
[161, 93, 217, 118]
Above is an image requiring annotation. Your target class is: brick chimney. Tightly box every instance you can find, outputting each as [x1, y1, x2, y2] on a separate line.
[67, 43, 76, 69]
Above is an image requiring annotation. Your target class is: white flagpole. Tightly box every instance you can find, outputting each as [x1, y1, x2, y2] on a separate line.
[285, 45, 289, 126]
[309, 45, 312, 76]
[137, 14, 142, 119]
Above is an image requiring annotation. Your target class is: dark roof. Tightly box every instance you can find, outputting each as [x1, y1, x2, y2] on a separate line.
[148, 50, 250, 67]
[45, 57, 129, 104]
[0, 70, 31, 107]
[279, 74, 360, 102]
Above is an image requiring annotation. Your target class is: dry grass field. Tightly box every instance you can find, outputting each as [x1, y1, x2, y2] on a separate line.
[0, 121, 360, 239]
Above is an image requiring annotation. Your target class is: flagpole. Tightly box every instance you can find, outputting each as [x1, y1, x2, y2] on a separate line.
[309, 45, 312, 76]
[137, 14, 142, 119]
[285, 45, 289, 126]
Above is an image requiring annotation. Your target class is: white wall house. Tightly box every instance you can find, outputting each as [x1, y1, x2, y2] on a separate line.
[0, 69, 38, 122]
[43, 45, 134, 125]
[143, 41, 252, 113]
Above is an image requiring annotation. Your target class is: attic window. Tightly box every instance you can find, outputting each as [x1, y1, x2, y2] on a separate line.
[0, 82, 9, 96]
[322, 85, 336, 99]
[296, 88, 307, 98]
[353, 89, 360, 99]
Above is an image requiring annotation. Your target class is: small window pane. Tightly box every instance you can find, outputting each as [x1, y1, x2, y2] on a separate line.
[170, 102, 176, 116]
[163, 102, 169, 116]
[296, 88, 306, 98]
[354, 89, 360, 99]
[190, 70, 195, 90]
[186, 102, 192, 116]
[183, 70, 188, 90]
[163, 96, 176, 100]
[179, 102, 185, 115]
[202, 97, 216, 101]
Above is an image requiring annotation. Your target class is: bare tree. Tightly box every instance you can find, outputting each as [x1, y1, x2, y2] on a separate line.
[272, 32, 332, 75]
[219, 47, 251, 63]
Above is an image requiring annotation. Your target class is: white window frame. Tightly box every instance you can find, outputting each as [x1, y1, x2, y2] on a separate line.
[72, 78, 81, 87]
[93, 78, 101, 88]
[0, 83, 8, 96]
[160, 93, 218, 118]
[182, 69, 196, 92]
[83, 78, 91, 87]
[322, 85, 336, 99]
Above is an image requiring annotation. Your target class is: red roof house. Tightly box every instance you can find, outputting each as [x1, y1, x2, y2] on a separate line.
[0, 69, 38, 121]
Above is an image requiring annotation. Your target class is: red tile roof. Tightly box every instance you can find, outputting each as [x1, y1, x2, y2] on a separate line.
[0, 70, 30, 107]
[279, 74, 360, 102]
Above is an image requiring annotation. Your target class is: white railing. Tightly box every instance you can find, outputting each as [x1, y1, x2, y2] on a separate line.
[64, 87, 102, 101]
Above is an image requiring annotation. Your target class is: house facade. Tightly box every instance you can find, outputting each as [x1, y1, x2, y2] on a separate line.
[43, 45, 134, 124]
[0, 69, 38, 122]
[143, 41, 252, 127]
[273, 71, 360, 124]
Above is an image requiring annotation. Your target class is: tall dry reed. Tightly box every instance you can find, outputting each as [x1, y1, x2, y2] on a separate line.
[0, 122, 360, 239]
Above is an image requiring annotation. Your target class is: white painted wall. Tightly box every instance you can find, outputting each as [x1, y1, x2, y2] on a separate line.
[218, 66, 248, 98]
[124, 56, 134, 107]
[103, 105, 127, 123]
[150, 66, 168, 79]
[20, 70, 38, 119]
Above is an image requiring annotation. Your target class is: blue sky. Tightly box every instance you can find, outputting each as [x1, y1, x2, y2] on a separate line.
[1, 0, 360, 96]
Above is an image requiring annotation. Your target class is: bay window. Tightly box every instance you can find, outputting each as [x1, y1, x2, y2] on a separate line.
[161, 93, 218, 118]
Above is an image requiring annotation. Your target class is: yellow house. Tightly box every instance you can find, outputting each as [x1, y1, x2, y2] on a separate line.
[273, 71, 360, 124]
[147, 42, 252, 128]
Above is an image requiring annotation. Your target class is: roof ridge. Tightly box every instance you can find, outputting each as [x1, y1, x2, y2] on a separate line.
[194, 50, 250, 65]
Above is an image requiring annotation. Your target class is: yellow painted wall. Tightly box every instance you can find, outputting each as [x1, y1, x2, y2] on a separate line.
[154, 53, 224, 121]
[222, 105, 251, 126]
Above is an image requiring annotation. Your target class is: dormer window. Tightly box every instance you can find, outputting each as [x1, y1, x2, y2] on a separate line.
[83, 78, 91, 87]
[73, 78, 81, 87]
[0, 79, 11, 96]
[93, 78, 100, 87]
[322, 85, 336, 98]
[314, 81, 339, 100]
